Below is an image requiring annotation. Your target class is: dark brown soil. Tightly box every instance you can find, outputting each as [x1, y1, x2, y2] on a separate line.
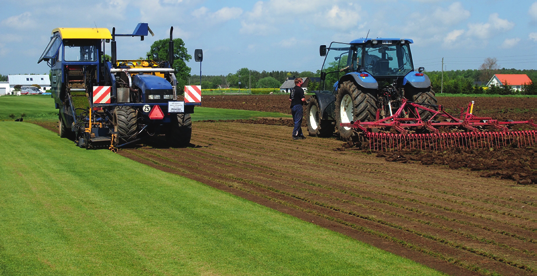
[32, 95, 537, 276]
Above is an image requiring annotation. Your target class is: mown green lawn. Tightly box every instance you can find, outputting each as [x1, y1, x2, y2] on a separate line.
[0, 94, 441, 275]
[0, 95, 290, 122]
[0, 122, 441, 275]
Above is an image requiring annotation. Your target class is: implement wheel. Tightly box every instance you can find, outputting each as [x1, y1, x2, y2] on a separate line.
[410, 88, 437, 121]
[115, 106, 138, 144]
[167, 114, 192, 147]
[335, 81, 376, 141]
[306, 97, 333, 137]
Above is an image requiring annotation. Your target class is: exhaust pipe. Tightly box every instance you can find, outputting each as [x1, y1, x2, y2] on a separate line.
[168, 27, 174, 68]
[112, 27, 116, 67]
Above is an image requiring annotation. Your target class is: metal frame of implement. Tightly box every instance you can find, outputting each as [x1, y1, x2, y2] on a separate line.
[340, 100, 537, 151]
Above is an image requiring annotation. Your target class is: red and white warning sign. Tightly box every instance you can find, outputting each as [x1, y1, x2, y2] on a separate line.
[93, 86, 111, 104]
[184, 85, 201, 103]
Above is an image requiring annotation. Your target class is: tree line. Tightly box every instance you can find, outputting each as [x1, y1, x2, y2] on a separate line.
[188, 69, 320, 90]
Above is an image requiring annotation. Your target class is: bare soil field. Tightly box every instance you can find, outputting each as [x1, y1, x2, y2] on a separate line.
[34, 95, 537, 275]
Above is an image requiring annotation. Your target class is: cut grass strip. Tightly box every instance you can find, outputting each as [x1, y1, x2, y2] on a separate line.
[0, 95, 290, 123]
[0, 122, 441, 275]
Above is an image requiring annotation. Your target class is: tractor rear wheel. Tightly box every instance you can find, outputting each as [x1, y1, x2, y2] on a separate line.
[167, 114, 192, 147]
[335, 81, 377, 140]
[306, 97, 333, 137]
[410, 88, 437, 121]
[115, 106, 138, 144]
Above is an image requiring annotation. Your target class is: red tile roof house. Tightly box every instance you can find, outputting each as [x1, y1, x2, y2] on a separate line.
[486, 74, 533, 91]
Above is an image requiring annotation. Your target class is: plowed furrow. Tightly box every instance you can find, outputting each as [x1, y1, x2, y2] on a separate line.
[119, 122, 537, 276]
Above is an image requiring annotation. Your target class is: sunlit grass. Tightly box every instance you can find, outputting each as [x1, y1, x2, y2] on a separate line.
[0, 122, 441, 275]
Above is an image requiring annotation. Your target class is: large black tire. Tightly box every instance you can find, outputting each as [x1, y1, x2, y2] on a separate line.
[306, 97, 333, 137]
[409, 88, 437, 121]
[58, 113, 74, 139]
[167, 113, 192, 147]
[335, 81, 377, 140]
[115, 106, 138, 143]
[58, 114, 67, 138]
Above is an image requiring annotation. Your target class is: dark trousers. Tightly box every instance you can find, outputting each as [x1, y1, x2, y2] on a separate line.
[291, 104, 303, 137]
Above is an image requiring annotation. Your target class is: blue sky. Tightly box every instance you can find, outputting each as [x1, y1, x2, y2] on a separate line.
[1, 0, 536, 76]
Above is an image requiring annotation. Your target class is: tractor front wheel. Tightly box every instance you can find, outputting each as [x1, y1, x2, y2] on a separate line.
[335, 81, 377, 141]
[306, 97, 333, 137]
[167, 114, 192, 147]
[115, 106, 138, 144]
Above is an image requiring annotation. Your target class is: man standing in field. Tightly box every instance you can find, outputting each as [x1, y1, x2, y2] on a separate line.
[289, 78, 306, 140]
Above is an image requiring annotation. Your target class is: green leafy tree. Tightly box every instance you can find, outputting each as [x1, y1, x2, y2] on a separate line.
[256, 77, 281, 88]
[147, 38, 191, 93]
[201, 80, 214, 89]
[226, 73, 238, 88]
[522, 81, 537, 95]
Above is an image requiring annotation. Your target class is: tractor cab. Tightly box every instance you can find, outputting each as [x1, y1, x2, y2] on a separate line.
[319, 38, 416, 92]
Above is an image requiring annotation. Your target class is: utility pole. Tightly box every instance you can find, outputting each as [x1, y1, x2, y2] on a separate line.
[441, 57, 444, 94]
[249, 70, 251, 94]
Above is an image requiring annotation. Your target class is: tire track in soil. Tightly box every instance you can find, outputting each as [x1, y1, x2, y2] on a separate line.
[121, 122, 537, 276]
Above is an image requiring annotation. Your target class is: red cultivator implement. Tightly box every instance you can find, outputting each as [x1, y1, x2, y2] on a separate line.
[341, 100, 537, 151]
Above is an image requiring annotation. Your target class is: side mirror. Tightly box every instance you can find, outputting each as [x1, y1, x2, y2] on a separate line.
[319, 45, 327, 56]
[418, 67, 424, 73]
[195, 49, 203, 62]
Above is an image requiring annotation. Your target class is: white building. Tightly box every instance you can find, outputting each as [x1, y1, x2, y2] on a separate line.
[0, 82, 9, 96]
[486, 74, 532, 92]
[7, 74, 51, 94]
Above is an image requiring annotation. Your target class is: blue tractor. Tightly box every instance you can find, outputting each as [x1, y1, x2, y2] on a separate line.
[306, 38, 436, 140]
[38, 23, 202, 149]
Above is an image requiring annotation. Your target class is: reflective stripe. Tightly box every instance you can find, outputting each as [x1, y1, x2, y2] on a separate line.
[184, 85, 201, 103]
[93, 86, 111, 104]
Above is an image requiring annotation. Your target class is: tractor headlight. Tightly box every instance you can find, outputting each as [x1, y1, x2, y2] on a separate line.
[163, 95, 173, 100]
[148, 95, 161, 100]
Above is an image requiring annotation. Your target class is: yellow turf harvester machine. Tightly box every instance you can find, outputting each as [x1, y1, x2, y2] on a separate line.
[38, 23, 202, 149]
[307, 38, 537, 151]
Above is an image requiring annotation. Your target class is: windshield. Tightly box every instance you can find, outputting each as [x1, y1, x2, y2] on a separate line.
[38, 35, 61, 64]
[321, 42, 352, 90]
[63, 40, 98, 62]
[362, 43, 413, 76]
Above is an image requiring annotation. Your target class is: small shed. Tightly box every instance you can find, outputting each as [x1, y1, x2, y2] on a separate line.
[487, 74, 532, 91]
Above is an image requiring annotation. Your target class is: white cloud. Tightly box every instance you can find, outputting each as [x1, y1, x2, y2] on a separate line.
[0, 12, 37, 30]
[239, 0, 363, 35]
[212, 7, 243, 22]
[500, 38, 520, 48]
[432, 2, 470, 26]
[443, 29, 465, 48]
[193, 6, 242, 24]
[318, 5, 362, 30]
[530, 32, 537, 42]
[530, 2, 537, 21]
[466, 13, 514, 40]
